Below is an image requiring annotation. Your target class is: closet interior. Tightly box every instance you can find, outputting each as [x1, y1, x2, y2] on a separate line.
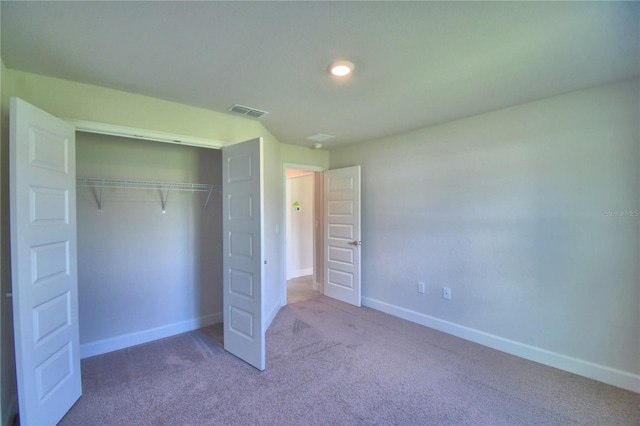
[75, 132, 223, 357]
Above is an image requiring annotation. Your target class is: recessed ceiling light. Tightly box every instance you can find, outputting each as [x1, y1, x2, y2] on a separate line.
[329, 60, 354, 77]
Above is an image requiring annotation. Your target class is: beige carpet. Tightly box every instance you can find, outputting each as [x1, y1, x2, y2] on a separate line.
[59, 296, 639, 425]
[287, 275, 321, 304]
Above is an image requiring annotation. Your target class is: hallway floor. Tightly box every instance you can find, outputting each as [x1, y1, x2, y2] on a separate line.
[287, 275, 321, 304]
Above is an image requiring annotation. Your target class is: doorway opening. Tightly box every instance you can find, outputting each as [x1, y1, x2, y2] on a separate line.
[284, 166, 325, 304]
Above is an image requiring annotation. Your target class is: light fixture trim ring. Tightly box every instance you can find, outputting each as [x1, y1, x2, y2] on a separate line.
[329, 60, 355, 77]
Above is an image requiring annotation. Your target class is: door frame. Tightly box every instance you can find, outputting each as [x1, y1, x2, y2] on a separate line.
[281, 163, 327, 306]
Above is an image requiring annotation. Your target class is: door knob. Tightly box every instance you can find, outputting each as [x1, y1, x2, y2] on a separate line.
[348, 241, 361, 246]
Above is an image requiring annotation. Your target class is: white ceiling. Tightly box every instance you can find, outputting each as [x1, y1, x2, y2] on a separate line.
[2, 1, 638, 149]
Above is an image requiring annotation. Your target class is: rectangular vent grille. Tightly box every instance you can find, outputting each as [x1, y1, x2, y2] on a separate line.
[228, 104, 269, 119]
[306, 133, 335, 142]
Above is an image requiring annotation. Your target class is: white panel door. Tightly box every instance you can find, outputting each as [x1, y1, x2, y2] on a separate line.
[10, 97, 82, 425]
[324, 166, 361, 307]
[222, 138, 265, 370]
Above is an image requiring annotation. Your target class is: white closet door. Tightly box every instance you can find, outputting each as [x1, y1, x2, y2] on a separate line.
[10, 97, 82, 425]
[222, 138, 265, 370]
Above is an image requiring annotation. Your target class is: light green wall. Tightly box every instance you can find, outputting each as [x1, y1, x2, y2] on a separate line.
[1, 57, 18, 426]
[281, 143, 329, 169]
[263, 135, 284, 325]
[4, 68, 268, 145]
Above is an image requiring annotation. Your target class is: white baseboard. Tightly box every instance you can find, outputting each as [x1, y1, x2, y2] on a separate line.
[265, 300, 281, 330]
[1, 394, 17, 426]
[362, 297, 640, 393]
[288, 268, 313, 279]
[80, 312, 223, 359]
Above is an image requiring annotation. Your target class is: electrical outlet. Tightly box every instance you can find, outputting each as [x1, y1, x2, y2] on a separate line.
[443, 287, 452, 300]
[417, 281, 426, 294]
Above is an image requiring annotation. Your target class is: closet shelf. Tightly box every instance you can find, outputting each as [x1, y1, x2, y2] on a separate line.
[76, 177, 221, 213]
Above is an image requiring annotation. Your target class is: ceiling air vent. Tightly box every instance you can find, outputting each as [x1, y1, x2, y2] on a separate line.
[228, 104, 269, 119]
[305, 133, 335, 142]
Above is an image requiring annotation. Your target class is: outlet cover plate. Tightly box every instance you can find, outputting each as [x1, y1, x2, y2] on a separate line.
[443, 287, 452, 300]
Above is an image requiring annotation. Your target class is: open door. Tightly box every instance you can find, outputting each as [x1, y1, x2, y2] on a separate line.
[10, 98, 82, 425]
[222, 138, 265, 370]
[324, 166, 361, 307]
